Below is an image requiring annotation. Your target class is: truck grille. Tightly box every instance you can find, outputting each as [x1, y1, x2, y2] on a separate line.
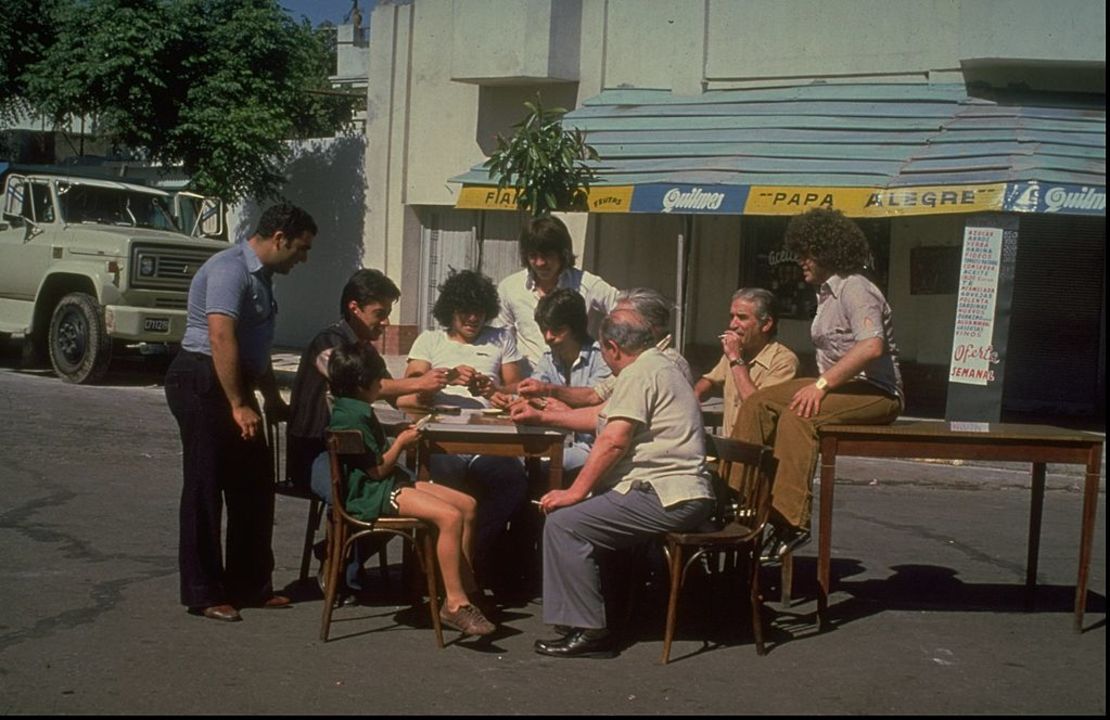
[130, 244, 218, 292]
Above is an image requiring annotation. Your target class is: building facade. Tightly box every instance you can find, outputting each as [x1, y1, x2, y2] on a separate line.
[363, 0, 1106, 422]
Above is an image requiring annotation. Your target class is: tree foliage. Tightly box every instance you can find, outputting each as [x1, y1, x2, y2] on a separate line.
[484, 94, 600, 217]
[0, 0, 62, 125]
[6, 0, 357, 203]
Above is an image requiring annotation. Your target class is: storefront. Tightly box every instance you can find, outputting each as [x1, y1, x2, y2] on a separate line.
[450, 83, 1106, 422]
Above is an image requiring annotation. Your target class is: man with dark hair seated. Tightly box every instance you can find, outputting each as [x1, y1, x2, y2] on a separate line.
[286, 268, 449, 597]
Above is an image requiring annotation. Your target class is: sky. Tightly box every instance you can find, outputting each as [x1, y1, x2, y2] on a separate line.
[280, 0, 377, 27]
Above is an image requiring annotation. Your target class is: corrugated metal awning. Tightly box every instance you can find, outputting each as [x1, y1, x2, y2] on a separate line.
[452, 82, 1105, 217]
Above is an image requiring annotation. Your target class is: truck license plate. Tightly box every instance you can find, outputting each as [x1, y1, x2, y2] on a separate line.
[144, 318, 170, 333]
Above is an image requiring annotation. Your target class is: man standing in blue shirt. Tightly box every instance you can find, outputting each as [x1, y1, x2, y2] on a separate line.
[164, 203, 317, 623]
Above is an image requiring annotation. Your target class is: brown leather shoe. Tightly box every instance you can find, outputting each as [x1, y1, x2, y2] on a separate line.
[261, 594, 292, 609]
[201, 604, 242, 622]
[439, 603, 495, 636]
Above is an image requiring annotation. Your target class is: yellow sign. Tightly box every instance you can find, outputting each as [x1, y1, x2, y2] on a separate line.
[456, 186, 519, 210]
[455, 185, 634, 212]
[744, 184, 1006, 217]
[586, 186, 633, 213]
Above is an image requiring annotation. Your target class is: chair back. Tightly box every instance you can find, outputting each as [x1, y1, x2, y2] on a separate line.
[705, 434, 776, 536]
[326, 429, 374, 526]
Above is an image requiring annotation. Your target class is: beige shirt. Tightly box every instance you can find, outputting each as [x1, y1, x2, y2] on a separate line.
[599, 348, 713, 507]
[701, 340, 800, 435]
[594, 343, 694, 401]
[813, 274, 902, 399]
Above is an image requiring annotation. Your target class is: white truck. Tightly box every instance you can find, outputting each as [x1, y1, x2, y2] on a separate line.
[0, 164, 227, 383]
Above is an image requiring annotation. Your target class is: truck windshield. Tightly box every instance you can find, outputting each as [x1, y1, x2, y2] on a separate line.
[57, 182, 181, 232]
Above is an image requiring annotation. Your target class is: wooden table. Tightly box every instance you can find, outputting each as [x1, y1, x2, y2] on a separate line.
[412, 410, 569, 493]
[816, 421, 1104, 632]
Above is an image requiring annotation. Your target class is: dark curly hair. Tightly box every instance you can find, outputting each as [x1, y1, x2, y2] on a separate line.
[432, 269, 500, 329]
[783, 208, 872, 275]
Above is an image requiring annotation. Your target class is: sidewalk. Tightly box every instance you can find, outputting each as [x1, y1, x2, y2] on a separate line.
[269, 347, 1106, 490]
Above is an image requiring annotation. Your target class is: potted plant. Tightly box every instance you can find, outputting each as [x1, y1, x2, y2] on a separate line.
[484, 94, 600, 216]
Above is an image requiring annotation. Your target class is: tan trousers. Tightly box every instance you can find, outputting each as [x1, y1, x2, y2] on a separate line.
[729, 379, 902, 529]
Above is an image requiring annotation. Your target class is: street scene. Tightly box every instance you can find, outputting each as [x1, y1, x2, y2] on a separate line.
[0, 0, 1105, 716]
[0, 351, 1104, 714]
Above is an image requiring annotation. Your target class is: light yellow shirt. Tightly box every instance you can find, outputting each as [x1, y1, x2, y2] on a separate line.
[701, 340, 799, 435]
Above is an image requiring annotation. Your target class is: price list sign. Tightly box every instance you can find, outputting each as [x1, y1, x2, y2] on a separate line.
[945, 215, 1019, 422]
[949, 225, 1003, 386]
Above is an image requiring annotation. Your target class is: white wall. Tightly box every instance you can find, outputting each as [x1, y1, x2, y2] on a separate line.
[229, 135, 368, 348]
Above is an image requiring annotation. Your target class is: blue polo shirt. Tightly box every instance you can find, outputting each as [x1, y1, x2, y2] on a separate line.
[181, 241, 276, 377]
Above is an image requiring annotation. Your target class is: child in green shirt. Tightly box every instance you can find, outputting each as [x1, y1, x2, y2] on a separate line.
[327, 343, 495, 636]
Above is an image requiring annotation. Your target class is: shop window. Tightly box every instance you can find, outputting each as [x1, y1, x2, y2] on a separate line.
[739, 215, 890, 320]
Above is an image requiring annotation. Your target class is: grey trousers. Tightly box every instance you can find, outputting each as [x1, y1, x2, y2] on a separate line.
[542, 484, 714, 629]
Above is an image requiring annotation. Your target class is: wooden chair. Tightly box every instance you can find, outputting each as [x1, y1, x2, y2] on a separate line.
[262, 409, 324, 582]
[319, 429, 444, 646]
[660, 435, 777, 663]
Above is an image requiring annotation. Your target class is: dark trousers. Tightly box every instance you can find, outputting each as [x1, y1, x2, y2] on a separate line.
[165, 350, 274, 608]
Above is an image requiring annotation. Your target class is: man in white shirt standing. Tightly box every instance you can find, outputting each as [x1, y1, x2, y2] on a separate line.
[494, 216, 620, 371]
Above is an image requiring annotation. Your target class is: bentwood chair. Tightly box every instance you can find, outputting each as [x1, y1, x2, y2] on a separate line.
[660, 435, 777, 663]
[319, 429, 444, 646]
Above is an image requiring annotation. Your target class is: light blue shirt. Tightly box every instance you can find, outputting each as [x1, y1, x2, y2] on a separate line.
[535, 340, 611, 448]
[181, 241, 276, 377]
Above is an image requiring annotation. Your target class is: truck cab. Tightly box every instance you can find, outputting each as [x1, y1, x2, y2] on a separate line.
[0, 164, 227, 383]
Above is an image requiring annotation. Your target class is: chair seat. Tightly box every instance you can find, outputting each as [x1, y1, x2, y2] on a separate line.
[666, 522, 759, 545]
[347, 515, 429, 531]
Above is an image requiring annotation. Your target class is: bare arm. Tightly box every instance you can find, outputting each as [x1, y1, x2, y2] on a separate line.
[396, 359, 435, 410]
[362, 427, 421, 479]
[539, 417, 635, 512]
[517, 377, 604, 408]
[693, 376, 718, 402]
[208, 313, 260, 439]
[508, 401, 603, 434]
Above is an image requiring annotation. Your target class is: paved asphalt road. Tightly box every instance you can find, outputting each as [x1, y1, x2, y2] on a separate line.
[0, 354, 1104, 715]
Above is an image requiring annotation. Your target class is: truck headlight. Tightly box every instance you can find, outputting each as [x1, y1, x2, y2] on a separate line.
[139, 256, 156, 277]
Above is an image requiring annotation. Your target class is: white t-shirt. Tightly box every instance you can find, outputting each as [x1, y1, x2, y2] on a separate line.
[494, 267, 620, 365]
[407, 326, 522, 408]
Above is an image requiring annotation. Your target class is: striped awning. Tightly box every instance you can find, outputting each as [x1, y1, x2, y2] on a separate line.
[452, 82, 1105, 217]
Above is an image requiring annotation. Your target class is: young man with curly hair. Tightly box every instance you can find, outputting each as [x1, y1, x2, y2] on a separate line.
[398, 270, 529, 589]
[730, 208, 903, 558]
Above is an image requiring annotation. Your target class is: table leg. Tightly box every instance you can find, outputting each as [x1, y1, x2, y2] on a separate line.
[548, 443, 564, 491]
[1025, 462, 1046, 610]
[817, 436, 837, 631]
[1075, 445, 1102, 633]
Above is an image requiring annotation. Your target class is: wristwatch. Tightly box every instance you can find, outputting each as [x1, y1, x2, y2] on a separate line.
[729, 356, 745, 367]
[815, 376, 829, 391]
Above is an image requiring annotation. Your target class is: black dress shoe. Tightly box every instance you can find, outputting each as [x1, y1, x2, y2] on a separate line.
[533, 628, 617, 659]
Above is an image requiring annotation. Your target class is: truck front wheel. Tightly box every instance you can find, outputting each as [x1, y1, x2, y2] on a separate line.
[48, 292, 112, 384]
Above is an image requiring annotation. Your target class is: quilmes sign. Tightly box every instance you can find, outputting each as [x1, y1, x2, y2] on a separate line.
[1003, 182, 1107, 216]
[631, 184, 747, 214]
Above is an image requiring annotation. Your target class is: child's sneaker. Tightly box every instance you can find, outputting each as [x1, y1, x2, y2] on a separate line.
[440, 603, 496, 636]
